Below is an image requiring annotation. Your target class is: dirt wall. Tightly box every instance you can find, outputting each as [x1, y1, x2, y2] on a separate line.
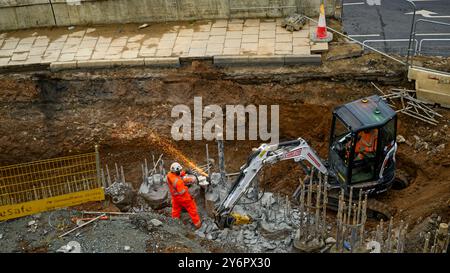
[0, 61, 448, 227]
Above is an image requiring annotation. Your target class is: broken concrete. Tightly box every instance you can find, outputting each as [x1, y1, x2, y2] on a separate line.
[56, 241, 82, 253]
[150, 219, 163, 227]
[105, 182, 136, 212]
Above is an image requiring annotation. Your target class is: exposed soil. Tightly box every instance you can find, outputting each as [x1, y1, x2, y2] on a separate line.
[0, 52, 449, 250]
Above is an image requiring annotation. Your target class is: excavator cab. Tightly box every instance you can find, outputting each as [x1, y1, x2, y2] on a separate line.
[328, 95, 397, 195]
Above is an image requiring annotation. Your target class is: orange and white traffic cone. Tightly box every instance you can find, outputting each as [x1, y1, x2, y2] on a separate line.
[311, 2, 333, 42]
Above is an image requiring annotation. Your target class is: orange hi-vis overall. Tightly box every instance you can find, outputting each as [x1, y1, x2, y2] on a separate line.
[355, 130, 378, 160]
[166, 172, 201, 226]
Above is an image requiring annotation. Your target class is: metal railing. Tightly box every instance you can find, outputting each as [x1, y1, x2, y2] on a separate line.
[362, 39, 419, 55]
[0, 146, 104, 220]
[0, 150, 100, 206]
[408, 17, 450, 65]
[302, 14, 407, 65]
[418, 39, 450, 56]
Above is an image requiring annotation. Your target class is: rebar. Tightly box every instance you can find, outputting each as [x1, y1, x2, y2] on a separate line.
[359, 194, 368, 244]
[322, 178, 328, 237]
[141, 164, 145, 184]
[350, 225, 357, 253]
[298, 179, 305, 240]
[431, 225, 439, 253]
[105, 164, 112, 186]
[436, 223, 449, 253]
[347, 187, 353, 225]
[315, 173, 322, 236]
[217, 136, 226, 185]
[356, 190, 362, 226]
[120, 165, 125, 183]
[336, 189, 345, 251]
[159, 159, 165, 184]
[341, 225, 346, 253]
[397, 220, 404, 253]
[285, 194, 289, 222]
[144, 158, 149, 176]
[379, 219, 384, 247]
[101, 168, 106, 188]
[152, 154, 156, 170]
[387, 217, 393, 252]
[306, 175, 313, 239]
[422, 232, 430, 253]
[114, 163, 119, 182]
[205, 144, 211, 178]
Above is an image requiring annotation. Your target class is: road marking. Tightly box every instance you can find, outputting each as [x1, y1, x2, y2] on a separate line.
[343, 2, 365, 5]
[416, 33, 450, 36]
[349, 34, 380, 37]
[366, 0, 381, 5]
[409, 0, 437, 2]
[406, 10, 450, 18]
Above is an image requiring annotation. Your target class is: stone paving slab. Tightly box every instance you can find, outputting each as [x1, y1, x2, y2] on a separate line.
[0, 19, 326, 69]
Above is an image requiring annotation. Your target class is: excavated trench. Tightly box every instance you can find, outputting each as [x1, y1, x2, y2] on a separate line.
[0, 58, 449, 233]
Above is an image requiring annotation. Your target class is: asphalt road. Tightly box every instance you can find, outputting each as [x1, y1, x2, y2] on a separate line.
[342, 0, 450, 56]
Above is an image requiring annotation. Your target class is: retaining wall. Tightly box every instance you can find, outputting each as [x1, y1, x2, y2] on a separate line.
[0, 0, 336, 31]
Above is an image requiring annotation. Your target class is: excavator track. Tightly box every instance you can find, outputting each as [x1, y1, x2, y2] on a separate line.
[366, 199, 394, 220]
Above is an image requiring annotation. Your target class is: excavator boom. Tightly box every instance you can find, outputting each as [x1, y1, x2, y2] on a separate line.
[214, 138, 327, 229]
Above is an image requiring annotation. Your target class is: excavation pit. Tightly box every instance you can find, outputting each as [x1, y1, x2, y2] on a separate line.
[0, 57, 449, 253]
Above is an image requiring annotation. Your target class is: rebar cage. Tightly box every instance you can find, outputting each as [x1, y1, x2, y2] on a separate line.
[0, 147, 104, 221]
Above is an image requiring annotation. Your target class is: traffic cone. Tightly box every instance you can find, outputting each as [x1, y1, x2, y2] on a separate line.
[316, 3, 327, 39]
[311, 2, 333, 42]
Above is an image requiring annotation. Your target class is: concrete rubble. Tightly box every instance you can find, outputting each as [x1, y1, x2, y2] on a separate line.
[105, 181, 135, 211]
[108, 158, 449, 253]
[150, 219, 163, 227]
[57, 241, 82, 253]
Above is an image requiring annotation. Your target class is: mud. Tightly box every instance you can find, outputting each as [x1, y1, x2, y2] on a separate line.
[0, 54, 449, 243]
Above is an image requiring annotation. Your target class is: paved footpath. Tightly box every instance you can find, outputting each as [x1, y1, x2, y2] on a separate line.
[0, 18, 322, 68]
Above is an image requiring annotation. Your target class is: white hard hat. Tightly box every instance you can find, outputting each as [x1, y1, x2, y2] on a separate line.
[170, 162, 182, 172]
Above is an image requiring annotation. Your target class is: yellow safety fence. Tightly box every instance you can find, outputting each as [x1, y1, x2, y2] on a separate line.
[0, 146, 105, 221]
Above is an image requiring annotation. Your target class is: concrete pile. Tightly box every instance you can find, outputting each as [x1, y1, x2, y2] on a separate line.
[293, 172, 331, 252]
[138, 173, 170, 210]
[328, 187, 433, 253]
[103, 163, 136, 212]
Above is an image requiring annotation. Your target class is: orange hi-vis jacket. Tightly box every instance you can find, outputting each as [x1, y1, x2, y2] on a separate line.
[167, 172, 193, 202]
[355, 130, 378, 159]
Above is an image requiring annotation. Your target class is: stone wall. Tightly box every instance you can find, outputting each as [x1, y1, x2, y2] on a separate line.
[0, 0, 336, 31]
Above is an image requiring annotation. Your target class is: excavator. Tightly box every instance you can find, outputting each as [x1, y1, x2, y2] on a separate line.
[214, 95, 408, 229]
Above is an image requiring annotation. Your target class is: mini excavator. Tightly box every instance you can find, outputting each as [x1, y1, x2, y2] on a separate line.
[214, 95, 408, 229]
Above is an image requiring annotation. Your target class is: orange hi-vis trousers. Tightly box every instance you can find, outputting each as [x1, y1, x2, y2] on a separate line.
[171, 197, 201, 225]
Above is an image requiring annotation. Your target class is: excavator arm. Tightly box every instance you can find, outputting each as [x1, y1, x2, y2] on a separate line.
[214, 138, 328, 229]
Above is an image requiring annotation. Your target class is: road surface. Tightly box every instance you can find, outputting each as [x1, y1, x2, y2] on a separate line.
[342, 0, 450, 56]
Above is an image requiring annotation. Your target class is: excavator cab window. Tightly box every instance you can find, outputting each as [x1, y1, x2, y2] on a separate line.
[329, 116, 352, 184]
[350, 128, 379, 183]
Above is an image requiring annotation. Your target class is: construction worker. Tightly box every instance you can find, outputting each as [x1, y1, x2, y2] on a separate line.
[167, 162, 202, 229]
[354, 128, 378, 160]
